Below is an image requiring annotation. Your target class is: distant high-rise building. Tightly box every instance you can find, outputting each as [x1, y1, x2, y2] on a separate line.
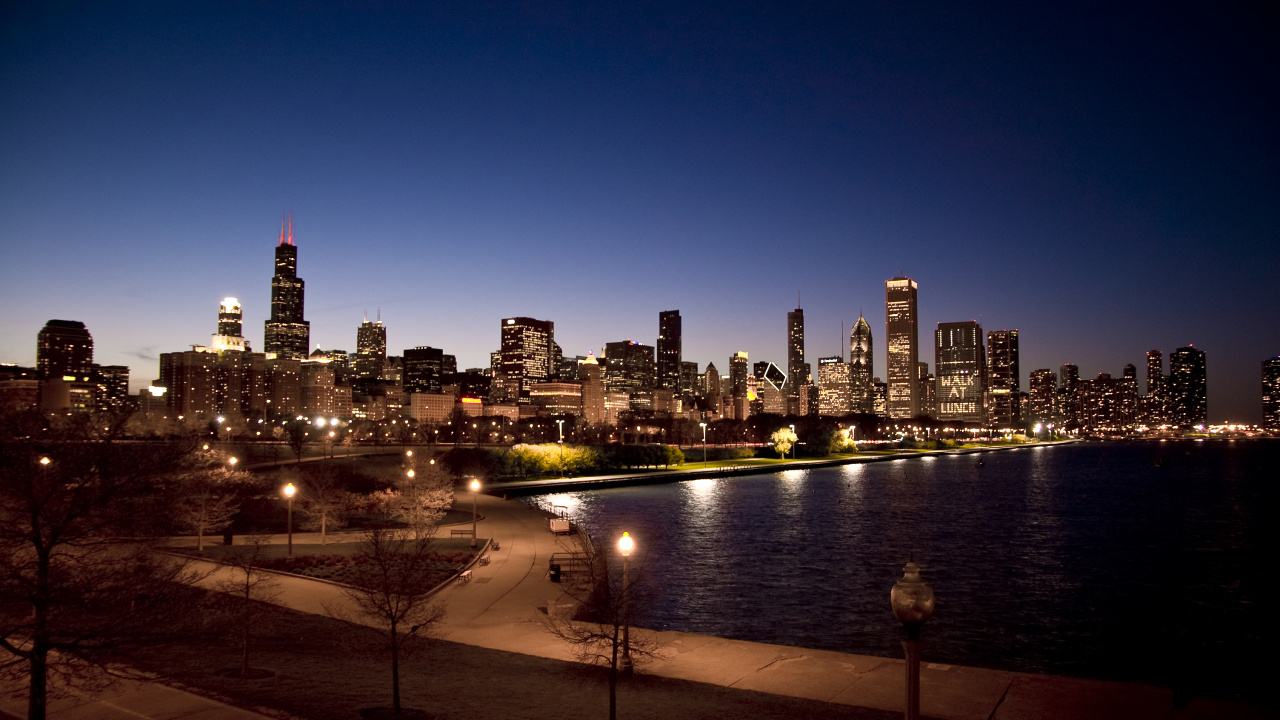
[871, 378, 888, 417]
[657, 310, 682, 391]
[355, 317, 387, 380]
[849, 314, 873, 413]
[1028, 369, 1057, 426]
[785, 308, 805, 402]
[404, 346, 446, 394]
[680, 361, 699, 397]
[704, 362, 721, 399]
[986, 330, 1020, 428]
[263, 214, 310, 360]
[1168, 346, 1207, 428]
[1263, 358, 1280, 431]
[729, 352, 749, 399]
[817, 356, 851, 416]
[1058, 363, 1081, 429]
[603, 341, 655, 394]
[935, 321, 985, 423]
[210, 298, 249, 353]
[885, 277, 919, 418]
[499, 317, 554, 404]
[37, 320, 94, 382]
[917, 361, 936, 419]
[1145, 350, 1167, 425]
[93, 364, 130, 413]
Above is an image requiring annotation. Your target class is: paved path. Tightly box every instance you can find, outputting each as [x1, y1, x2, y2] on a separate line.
[0, 675, 277, 720]
[8, 488, 1264, 719]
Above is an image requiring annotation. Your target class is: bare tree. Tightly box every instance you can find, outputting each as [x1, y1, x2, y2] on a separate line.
[285, 418, 309, 464]
[373, 463, 453, 539]
[213, 534, 280, 678]
[543, 537, 663, 720]
[0, 411, 212, 720]
[173, 451, 254, 551]
[298, 466, 354, 544]
[326, 527, 447, 718]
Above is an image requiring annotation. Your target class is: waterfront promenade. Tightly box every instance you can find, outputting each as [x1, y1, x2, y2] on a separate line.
[4, 446, 1267, 719]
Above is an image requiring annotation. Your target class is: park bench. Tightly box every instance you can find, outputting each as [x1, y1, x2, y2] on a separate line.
[450, 529, 475, 539]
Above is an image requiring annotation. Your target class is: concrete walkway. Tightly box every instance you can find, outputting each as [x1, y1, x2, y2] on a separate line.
[10, 487, 1262, 720]
[0, 675, 278, 720]
[230, 491, 1259, 720]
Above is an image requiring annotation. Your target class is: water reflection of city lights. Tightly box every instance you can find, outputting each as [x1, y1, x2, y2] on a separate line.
[542, 493, 583, 515]
[780, 469, 806, 482]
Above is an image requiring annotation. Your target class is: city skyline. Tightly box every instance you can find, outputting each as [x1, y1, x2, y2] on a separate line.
[1, 3, 1276, 422]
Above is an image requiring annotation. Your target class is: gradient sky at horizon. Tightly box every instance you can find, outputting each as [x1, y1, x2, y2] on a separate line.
[1, 2, 1276, 422]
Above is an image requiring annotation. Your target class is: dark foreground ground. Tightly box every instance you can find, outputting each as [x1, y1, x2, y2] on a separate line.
[129, 589, 901, 720]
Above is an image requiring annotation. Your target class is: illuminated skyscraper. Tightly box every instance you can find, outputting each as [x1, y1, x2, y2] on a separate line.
[603, 341, 655, 394]
[1028, 369, 1058, 426]
[1263, 357, 1280, 431]
[817, 356, 851, 416]
[935, 321, 985, 423]
[1145, 350, 1167, 425]
[849, 314, 873, 413]
[355, 317, 387, 380]
[657, 310, 682, 391]
[499, 317, 554, 404]
[210, 298, 248, 352]
[986, 329, 1020, 428]
[729, 352, 749, 398]
[785, 308, 805, 403]
[1059, 363, 1081, 428]
[263, 214, 310, 360]
[1168, 346, 1207, 428]
[885, 277, 919, 418]
[37, 320, 93, 382]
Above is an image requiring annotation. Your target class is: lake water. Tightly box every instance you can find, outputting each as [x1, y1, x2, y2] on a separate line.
[524, 441, 1272, 704]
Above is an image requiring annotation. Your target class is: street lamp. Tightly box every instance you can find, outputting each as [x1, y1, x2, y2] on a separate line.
[890, 560, 935, 720]
[468, 479, 481, 549]
[282, 483, 297, 559]
[700, 422, 707, 467]
[228, 457, 238, 467]
[618, 531, 635, 674]
[789, 424, 796, 460]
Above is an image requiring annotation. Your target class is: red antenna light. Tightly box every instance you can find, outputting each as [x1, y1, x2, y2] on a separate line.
[287, 212, 294, 245]
[278, 215, 286, 246]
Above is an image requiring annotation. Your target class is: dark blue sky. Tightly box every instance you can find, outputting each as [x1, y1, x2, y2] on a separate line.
[2, 2, 1276, 421]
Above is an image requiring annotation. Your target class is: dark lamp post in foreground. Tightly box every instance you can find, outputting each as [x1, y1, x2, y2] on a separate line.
[618, 531, 635, 674]
[468, 479, 481, 549]
[891, 561, 934, 720]
[282, 482, 297, 558]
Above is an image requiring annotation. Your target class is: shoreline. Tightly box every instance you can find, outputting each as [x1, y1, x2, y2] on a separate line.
[486, 439, 1078, 495]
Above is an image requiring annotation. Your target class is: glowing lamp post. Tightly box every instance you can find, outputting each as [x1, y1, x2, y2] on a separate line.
[282, 482, 297, 558]
[789, 424, 796, 460]
[700, 422, 708, 467]
[468, 479, 481, 549]
[890, 561, 935, 720]
[618, 531, 635, 674]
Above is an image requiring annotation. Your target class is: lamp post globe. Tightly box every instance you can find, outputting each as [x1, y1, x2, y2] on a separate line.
[282, 482, 298, 558]
[468, 479, 481, 548]
[618, 532, 635, 674]
[890, 561, 934, 720]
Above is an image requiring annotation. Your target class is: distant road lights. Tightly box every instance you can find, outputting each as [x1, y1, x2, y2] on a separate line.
[406, 469, 415, 479]
[619, 531, 635, 674]
[468, 479, 481, 549]
[228, 457, 238, 467]
[314, 417, 325, 428]
[282, 482, 298, 558]
[39, 456, 51, 466]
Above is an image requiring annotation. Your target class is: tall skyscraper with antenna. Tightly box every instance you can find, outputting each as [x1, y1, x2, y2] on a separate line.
[850, 314, 873, 413]
[355, 313, 387, 380]
[263, 214, 310, 360]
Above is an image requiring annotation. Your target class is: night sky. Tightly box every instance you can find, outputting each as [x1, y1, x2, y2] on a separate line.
[1, 2, 1276, 422]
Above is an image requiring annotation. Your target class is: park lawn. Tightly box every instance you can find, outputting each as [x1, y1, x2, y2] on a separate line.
[126, 588, 896, 720]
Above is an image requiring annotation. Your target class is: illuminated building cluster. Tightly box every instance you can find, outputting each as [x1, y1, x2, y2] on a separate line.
[1, 222, 1265, 438]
